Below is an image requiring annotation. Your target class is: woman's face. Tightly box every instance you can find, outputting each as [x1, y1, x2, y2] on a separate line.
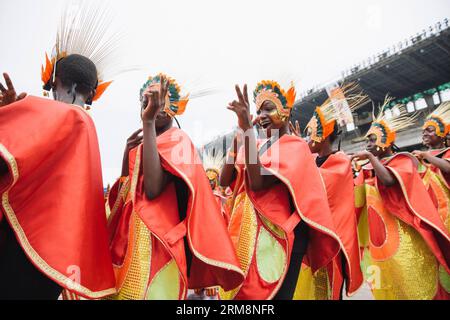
[422, 125, 443, 148]
[256, 101, 286, 134]
[365, 134, 380, 156]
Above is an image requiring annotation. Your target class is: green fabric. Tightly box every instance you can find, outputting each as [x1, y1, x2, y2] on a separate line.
[146, 260, 180, 300]
[256, 227, 286, 283]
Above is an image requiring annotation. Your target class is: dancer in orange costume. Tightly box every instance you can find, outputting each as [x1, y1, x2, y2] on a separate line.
[219, 81, 341, 300]
[352, 102, 450, 299]
[106, 74, 244, 300]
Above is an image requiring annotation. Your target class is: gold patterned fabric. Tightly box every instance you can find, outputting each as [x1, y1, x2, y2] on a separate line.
[219, 192, 258, 300]
[107, 211, 152, 300]
[219, 188, 290, 300]
[422, 165, 450, 234]
[293, 266, 330, 300]
[362, 184, 440, 300]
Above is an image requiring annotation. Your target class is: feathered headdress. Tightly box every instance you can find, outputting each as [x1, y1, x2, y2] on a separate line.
[139, 73, 190, 117]
[201, 149, 225, 188]
[422, 102, 450, 137]
[41, 1, 125, 103]
[366, 97, 417, 149]
[305, 82, 369, 143]
[253, 80, 296, 121]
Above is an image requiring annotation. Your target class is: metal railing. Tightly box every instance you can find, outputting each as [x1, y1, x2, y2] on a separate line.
[297, 18, 449, 101]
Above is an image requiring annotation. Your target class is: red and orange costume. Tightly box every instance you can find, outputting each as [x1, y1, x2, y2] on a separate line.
[294, 86, 366, 299]
[294, 152, 363, 299]
[107, 127, 244, 299]
[355, 108, 450, 299]
[418, 102, 450, 233]
[419, 147, 450, 234]
[220, 80, 342, 300]
[106, 75, 243, 300]
[0, 96, 116, 299]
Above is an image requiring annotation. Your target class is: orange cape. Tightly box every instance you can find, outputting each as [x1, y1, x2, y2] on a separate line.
[430, 148, 450, 188]
[109, 127, 243, 293]
[315, 152, 363, 297]
[245, 135, 341, 272]
[378, 153, 450, 272]
[0, 96, 115, 299]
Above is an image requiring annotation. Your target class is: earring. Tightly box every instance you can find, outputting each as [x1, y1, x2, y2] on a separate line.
[312, 142, 316, 147]
[376, 146, 380, 151]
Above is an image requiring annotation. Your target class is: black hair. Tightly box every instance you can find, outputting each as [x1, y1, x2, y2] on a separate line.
[53, 54, 98, 103]
[329, 122, 341, 144]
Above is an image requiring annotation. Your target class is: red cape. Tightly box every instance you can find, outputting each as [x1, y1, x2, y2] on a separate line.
[110, 127, 244, 292]
[379, 153, 450, 273]
[0, 96, 115, 298]
[245, 135, 341, 272]
[430, 148, 450, 188]
[316, 152, 363, 296]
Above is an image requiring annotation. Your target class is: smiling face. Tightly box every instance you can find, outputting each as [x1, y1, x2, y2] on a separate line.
[422, 125, 444, 149]
[256, 100, 287, 137]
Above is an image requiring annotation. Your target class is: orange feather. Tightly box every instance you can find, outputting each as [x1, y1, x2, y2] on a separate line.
[41, 52, 54, 85]
[93, 81, 112, 101]
[286, 86, 296, 108]
[174, 97, 189, 115]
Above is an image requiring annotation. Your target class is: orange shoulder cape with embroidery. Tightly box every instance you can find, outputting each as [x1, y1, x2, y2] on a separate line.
[110, 127, 244, 292]
[316, 152, 363, 297]
[429, 148, 450, 188]
[245, 135, 341, 272]
[0, 96, 116, 299]
[379, 153, 450, 272]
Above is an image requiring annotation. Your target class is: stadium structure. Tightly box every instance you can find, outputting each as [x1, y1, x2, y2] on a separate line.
[202, 18, 450, 155]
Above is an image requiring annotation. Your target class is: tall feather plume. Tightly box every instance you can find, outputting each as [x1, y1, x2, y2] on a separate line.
[317, 82, 371, 124]
[202, 149, 226, 174]
[46, 0, 139, 101]
[426, 101, 450, 123]
[373, 96, 418, 133]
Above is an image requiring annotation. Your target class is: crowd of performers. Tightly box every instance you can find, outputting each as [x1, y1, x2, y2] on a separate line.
[0, 4, 449, 301]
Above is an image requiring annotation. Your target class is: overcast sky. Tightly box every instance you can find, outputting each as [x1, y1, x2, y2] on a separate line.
[1, 0, 449, 184]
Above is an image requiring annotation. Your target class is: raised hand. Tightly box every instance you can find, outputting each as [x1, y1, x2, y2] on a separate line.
[0, 73, 27, 107]
[141, 75, 170, 122]
[289, 120, 301, 137]
[227, 84, 253, 131]
[126, 128, 143, 151]
[121, 128, 143, 177]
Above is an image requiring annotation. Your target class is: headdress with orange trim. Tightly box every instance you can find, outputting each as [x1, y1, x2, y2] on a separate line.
[253, 80, 296, 121]
[422, 102, 450, 138]
[366, 98, 416, 149]
[201, 149, 225, 190]
[41, 1, 126, 104]
[139, 73, 190, 117]
[305, 82, 369, 143]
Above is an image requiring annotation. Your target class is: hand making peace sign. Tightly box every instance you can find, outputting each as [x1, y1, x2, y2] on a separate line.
[0, 73, 27, 107]
[227, 84, 253, 131]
